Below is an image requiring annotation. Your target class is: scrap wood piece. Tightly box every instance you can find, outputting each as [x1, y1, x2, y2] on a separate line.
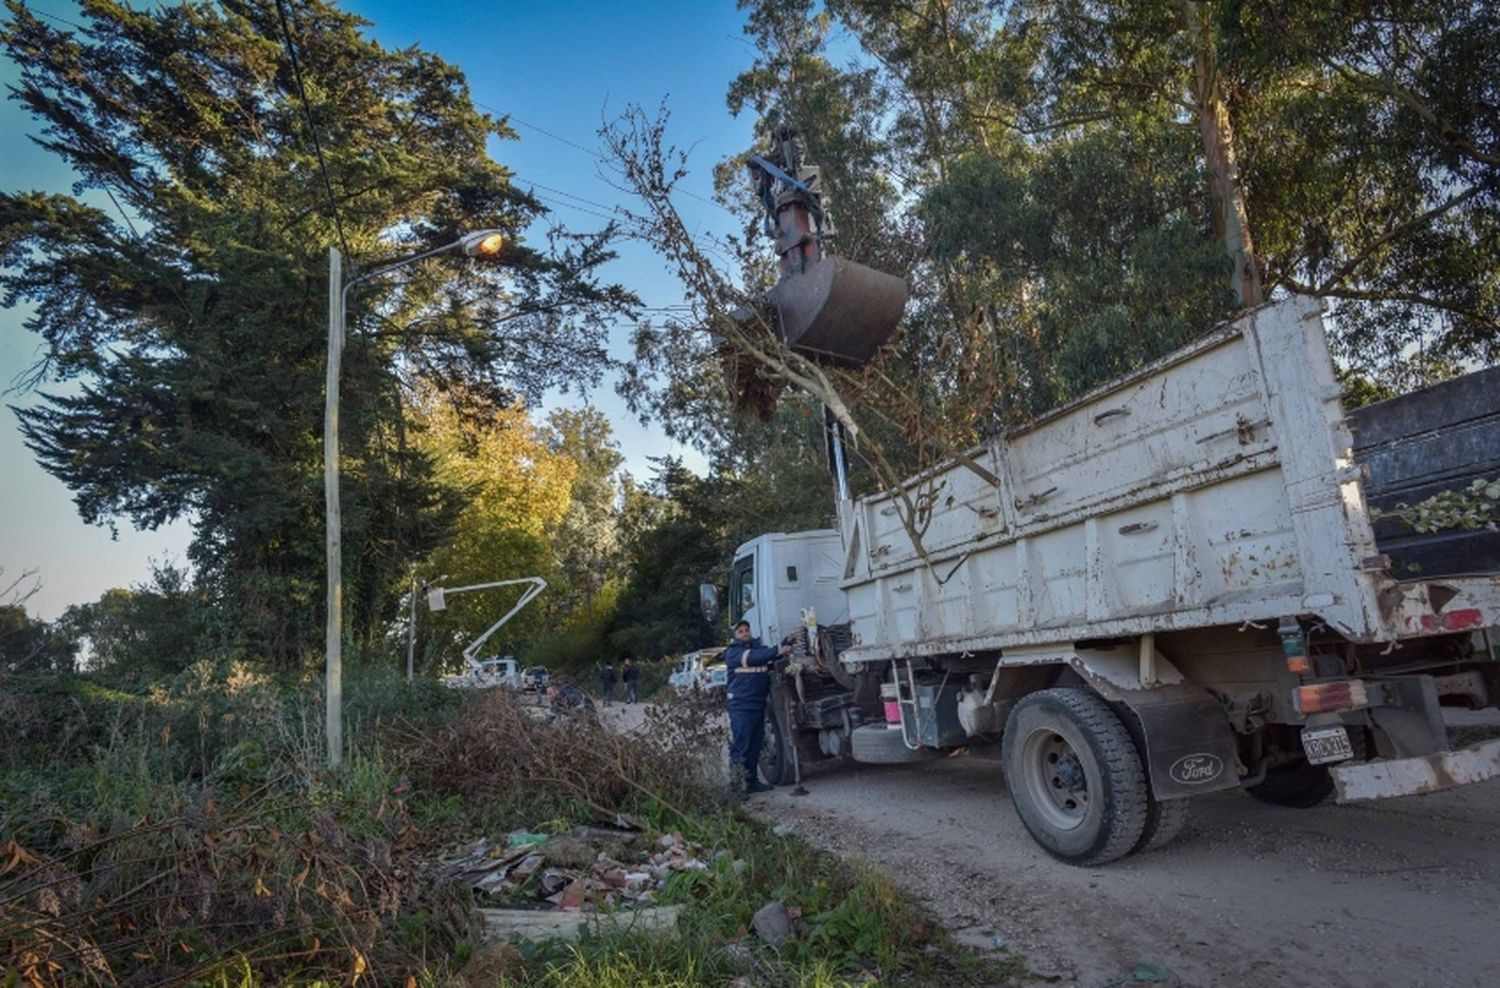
[477, 904, 683, 943]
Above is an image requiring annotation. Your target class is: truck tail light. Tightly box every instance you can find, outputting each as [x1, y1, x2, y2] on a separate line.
[1278, 617, 1309, 675]
[1295, 680, 1369, 715]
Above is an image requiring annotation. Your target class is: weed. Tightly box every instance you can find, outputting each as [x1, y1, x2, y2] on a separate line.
[2, 671, 1022, 987]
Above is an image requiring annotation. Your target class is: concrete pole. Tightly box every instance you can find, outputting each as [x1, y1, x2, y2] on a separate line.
[406, 573, 417, 681]
[325, 246, 343, 769]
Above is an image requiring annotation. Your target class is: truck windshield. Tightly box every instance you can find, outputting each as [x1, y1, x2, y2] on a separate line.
[730, 554, 755, 623]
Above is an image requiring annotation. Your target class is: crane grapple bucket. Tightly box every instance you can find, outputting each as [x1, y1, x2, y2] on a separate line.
[740, 125, 909, 367]
[766, 255, 909, 366]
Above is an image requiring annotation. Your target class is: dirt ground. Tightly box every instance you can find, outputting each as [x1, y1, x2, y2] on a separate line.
[749, 753, 1500, 988]
[603, 698, 1500, 986]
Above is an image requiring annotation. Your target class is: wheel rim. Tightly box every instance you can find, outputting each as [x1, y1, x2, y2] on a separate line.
[1021, 728, 1089, 831]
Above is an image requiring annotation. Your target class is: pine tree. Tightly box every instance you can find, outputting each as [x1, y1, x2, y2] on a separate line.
[1, 0, 634, 668]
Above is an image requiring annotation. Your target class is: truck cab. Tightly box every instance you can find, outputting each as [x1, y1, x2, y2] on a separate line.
[728, 530, 848, 643]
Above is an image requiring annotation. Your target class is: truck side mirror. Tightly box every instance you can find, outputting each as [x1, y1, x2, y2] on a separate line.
[698, 582, 720, 625]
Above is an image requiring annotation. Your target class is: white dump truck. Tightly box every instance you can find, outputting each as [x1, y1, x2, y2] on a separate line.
[709, 297, 1500, 865]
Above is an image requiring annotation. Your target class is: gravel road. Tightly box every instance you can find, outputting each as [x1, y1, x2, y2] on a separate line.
[750, 754, 1500, 988]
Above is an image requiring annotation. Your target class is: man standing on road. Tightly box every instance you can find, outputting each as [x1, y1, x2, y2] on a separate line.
[600, 660, 617, 706]
[622, 657, 640, 704]
[724, 620, 794, 795]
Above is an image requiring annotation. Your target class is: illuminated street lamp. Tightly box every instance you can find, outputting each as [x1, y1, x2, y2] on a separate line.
[324, 230, 503, 769]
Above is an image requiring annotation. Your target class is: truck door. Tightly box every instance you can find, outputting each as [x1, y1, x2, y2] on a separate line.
[730, 553, 758, 636]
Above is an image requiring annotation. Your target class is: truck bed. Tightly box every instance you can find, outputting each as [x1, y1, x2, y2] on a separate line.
[1350, 366, 1500, 580]
[837, 299, 1499, 665]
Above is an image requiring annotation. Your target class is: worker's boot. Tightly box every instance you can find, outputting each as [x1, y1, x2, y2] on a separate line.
[745, 778, 774, 794]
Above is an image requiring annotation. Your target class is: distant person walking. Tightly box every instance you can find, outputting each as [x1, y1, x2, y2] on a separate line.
[622, 657, 640, 703]
[724, 620, 794, 796]
[600, 659, 616, 706]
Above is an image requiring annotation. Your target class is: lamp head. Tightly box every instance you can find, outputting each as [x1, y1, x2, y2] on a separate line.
[459, 229, 505, 257]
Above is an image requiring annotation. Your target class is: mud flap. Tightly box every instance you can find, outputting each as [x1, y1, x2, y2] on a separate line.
[765, 256, 908, 366]
[1121, 687, 1242, 800]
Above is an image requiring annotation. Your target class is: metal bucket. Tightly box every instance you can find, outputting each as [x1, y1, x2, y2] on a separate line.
[765, 256, 908, 367]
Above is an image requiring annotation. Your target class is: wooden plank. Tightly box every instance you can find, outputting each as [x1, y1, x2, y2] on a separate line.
[478, 904, 683, 942]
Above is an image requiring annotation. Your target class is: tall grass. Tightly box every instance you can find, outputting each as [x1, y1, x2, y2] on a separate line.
[1, 662, 470, 986]
[3, 668, 1023, 987]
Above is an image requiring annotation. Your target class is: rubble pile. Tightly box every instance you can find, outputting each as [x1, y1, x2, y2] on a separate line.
[436, 822, 718, 913]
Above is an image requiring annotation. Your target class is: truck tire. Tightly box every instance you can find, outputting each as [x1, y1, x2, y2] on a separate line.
[849, 724, 936, 764]
[759, 705, 794, 786]
[1245, 761, 1334, 808]
[1002, 688, 1149, 866]
[1134, 796, 1191, 854]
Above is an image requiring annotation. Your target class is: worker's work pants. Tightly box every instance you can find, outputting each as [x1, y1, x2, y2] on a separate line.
[727, 705, 766, 785]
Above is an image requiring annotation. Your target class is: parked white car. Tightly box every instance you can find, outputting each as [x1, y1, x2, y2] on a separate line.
[668, 648, 728, 695]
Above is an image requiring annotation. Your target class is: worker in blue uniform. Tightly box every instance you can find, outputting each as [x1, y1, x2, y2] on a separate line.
[723, 619, 795, 795]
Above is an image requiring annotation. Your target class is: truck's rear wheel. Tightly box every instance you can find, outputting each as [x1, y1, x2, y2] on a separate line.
[1134, 796, 1191, 854]
[1245, 760, 1334, 808]
[1002, 688, 1149, 866]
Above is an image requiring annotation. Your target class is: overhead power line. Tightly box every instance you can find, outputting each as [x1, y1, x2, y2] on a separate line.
[275, 0, 350, 259]
[481, 102, 721, 209]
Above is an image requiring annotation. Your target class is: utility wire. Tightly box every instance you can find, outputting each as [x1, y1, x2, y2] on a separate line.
[483, 102, 721, 209]
[275, 0, 350, 260]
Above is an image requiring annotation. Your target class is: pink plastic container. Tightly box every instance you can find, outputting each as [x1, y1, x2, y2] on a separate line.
[879, 683, 901, 724]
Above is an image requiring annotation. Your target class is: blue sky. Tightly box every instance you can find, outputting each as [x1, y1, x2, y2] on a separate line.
[1, 0, 761, 618]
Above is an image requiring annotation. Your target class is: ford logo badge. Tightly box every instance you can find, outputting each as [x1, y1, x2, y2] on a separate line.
[1168, 753, 1223, 785]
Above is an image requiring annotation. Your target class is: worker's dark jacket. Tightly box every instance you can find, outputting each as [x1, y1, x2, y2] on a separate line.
[724, 637, 779, 711]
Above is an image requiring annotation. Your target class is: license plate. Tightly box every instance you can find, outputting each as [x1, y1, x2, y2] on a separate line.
[1302, 726, 1354, 765]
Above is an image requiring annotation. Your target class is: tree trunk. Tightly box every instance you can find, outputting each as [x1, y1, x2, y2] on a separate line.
[1183, 3, 1263, 307]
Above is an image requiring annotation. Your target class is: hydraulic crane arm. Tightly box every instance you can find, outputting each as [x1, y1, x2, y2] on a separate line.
[426, 576, 548, 672]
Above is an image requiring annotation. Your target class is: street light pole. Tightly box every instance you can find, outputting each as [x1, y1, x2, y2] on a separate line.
[326, 246, 344, 769]
[324, 230, 504, 770]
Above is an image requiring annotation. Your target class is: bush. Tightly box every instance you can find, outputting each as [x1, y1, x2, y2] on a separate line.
[0, 666, 470, 986]
[2, 670, 1019, 987]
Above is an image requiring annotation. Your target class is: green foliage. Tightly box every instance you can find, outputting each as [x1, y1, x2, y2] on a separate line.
[609, 439, 832, 659]
[51, 561, 209, 678]
[627, 0, 1500, 487]
[923, 127, 1238, 414]
[503, 809, 1022, 987]
[0, 0, 632, 670]
[1375, 478, 1500, 534]
[544, 408, 628, 616]
[524, 578, 623, 678]
[0, 605, 74, 674]
[410, 390, 576, 667]
[0, 664, 472, 985]
[2, 663, 1012, 987]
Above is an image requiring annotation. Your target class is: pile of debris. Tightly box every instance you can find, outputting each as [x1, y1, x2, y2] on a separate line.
[435, 820, 721, 913]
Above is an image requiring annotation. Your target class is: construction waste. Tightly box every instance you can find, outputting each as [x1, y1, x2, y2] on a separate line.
[434, 819, 728, 913]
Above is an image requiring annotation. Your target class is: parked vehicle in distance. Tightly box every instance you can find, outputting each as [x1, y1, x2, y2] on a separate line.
[441, 656, 521, 690]
[521, 665, 550, 691]
[668, 648, 728, 695]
